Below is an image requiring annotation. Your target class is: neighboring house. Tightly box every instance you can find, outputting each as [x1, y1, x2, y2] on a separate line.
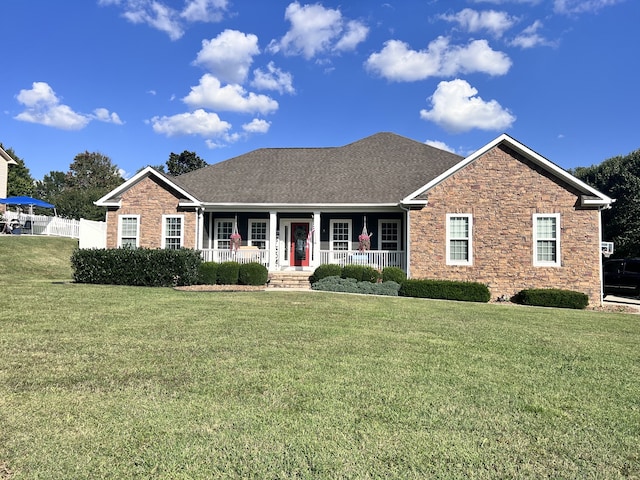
[95, 132, 613, 304]
[0, 146, 18, 203]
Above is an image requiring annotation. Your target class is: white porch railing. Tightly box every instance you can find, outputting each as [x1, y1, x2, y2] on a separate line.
[200, 248, 405, 271]
[320, 250, 405, 271]
[201, 248, 269, 266]
[3, 212, 80, 238]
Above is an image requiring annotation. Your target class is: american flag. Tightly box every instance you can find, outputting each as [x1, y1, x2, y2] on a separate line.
[306, 226, 315, 250]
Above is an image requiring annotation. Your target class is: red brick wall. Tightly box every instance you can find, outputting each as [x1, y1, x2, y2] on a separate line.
[105, 176, 197, 249]
[409, 144, 603, 305]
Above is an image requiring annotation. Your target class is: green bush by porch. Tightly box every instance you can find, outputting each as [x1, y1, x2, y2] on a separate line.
[512, 288, 589, 309]
[399, 278, 491, 303]
[71, 247, 201, 287]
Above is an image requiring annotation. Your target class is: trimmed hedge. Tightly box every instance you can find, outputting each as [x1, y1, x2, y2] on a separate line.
[312, 276, 400, 296]
[310, 264, 342, 284]
[71, 248, 201, 287]
[217, 261, 240, 285]
[399, 279, 490, 303]
[382, 266, 406, 284]
[198, 262, 219, 285]
[238, 262, 269, 286]
[341, 265, 380, 283]
[512, 288, 589, 309]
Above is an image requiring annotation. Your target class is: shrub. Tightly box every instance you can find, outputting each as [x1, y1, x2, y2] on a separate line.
[238, 262, 269, 286]
[71, 248, 201, 287]
[341, 264, 380, 283]
[512, 289, 589, 309]
[382, 266, 406, 284]
[310, 264, 342, 284]
[217, 261, 240, 285]
[311, 276, 400, 296]
[399, 279, 490, 303]
[198, 262, 219, 285]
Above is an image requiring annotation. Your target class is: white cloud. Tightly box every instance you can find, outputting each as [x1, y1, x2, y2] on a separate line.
[251, 62, 295, 94]
[183, 74, 279, 114]
[181, 0, 228, 22]
[511, 20, 556, 48]
[242, 118, 271, 133]
[100, 0, 228, 40]
[425, 140, 456, 153]
[269, 1, 368, 59]
[92, 108, 124, 125]
[193, 29, 260, 84]
[420, 79, 516, 133]
[365, 37, 511, 82]
[439, 9, 517, 37]
[150, 109, 231, 137]
[554, 0, 622, 14]
[14, 81, 122, 130]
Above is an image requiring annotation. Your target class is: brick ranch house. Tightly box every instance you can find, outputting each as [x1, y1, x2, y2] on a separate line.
[95, 132, 613, 305]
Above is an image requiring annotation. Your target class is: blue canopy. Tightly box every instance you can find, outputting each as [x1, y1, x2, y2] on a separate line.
[0, 196, 55, 208]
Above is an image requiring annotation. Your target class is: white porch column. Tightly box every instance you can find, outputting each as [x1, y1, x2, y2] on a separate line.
[312, 211, 321, 268]
[269, 211, 278, 271]
[196, 208, 203, 250]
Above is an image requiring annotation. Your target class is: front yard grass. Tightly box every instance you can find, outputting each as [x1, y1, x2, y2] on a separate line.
[0, 237, 639, 478]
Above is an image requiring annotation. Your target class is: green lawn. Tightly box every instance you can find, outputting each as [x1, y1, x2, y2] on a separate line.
[1, 237, 639, 479]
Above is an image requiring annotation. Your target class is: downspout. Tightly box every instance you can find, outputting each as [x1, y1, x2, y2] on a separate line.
[598, 205, 604, 306]
[400, 203, 411, 278]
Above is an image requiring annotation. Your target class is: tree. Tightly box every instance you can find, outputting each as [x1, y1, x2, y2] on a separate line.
[572, 148, 640, 258]
[0, 144, 35, 197]
[34, 170, 67, 200]
[66, 151, 124, 191]
[166, 150, 207, 176]
[32, 152, 124, 221]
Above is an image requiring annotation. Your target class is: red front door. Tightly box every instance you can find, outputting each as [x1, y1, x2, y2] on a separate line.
[290, 222, 310, 267]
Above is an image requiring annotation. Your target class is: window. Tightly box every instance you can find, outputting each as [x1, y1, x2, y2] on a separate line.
[162, 215, 183, 250]
[330, 220, 351, 250]
[446, 214, 472, 265]
[249, 219, 269, 249]
[533, 214, 560, 266]
[379, 220, 400, 250]
[118, 215, 139, 248]
[214, 219, 234, 249]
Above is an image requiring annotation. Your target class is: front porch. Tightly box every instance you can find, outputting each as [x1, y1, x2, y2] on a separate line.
[198, 210, 407, 273]
[200, 247, 406, 272]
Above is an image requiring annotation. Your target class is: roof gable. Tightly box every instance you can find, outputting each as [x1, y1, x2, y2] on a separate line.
[94, 166, 201, 207]
[1, 147, 18, 165]
[403, 133, 613, 207]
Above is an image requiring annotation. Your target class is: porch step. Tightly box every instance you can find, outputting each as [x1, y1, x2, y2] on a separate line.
[268, 271, 312, 289]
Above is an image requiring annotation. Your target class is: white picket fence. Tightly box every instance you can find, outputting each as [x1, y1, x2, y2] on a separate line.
[4, 212, 80, 238]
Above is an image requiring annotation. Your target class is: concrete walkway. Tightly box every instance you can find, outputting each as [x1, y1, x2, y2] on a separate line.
[603, 295, 640, 313]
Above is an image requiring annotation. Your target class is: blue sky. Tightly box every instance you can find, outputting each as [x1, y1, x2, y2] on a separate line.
[2, 0, 638, 181]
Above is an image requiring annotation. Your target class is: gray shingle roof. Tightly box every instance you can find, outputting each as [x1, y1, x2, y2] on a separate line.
[173, 132, 463, 205]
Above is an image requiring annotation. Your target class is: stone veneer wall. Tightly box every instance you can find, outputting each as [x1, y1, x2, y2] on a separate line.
[409, 144, 603, 306]
[105, 176, 197, 249]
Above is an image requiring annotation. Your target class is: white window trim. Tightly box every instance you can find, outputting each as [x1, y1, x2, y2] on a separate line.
[161, 214, 184, 249]
[378, 219, 401, 251]
[214, 218, 234, 249]
[117, 214, 140, 248]
[533, 213, 561, 267]
[446, 213, 473, 266]
[330, 219, 352, 251]
[248, 218, 270, 249]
